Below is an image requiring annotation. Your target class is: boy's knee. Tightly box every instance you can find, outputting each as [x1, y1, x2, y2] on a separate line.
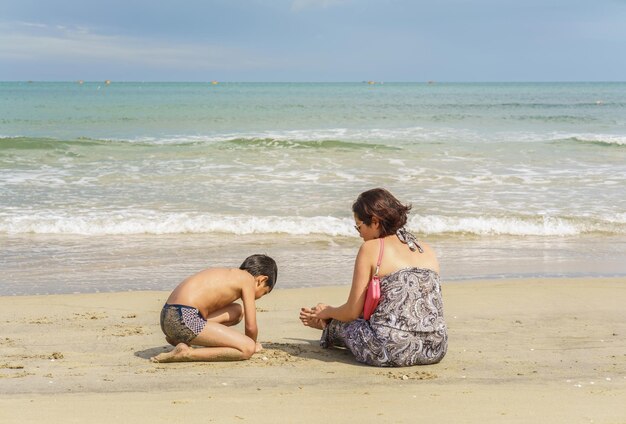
[240, 340, 256, 360]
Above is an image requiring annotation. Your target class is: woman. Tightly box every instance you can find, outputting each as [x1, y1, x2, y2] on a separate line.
[299, 188, 447, 367]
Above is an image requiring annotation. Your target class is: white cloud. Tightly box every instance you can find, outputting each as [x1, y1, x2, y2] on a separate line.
[0, 22, 274, 71]
[19, 21, 49, 29]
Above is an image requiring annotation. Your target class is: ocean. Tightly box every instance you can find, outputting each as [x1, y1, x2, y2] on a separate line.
[1, 81, 625, 295]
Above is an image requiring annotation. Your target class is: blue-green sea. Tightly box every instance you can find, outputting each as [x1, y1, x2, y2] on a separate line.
[1, 81, 625, 295]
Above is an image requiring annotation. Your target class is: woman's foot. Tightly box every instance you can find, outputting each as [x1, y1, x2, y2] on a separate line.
[150, 343, 191, 363]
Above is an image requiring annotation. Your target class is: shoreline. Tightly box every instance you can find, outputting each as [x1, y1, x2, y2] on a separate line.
[1, 277, 624, 423]
[4, 232, 626, 296]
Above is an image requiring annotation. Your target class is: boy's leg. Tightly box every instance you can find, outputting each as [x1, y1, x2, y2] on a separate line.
[151, 321, 255, 363]
[163, 303, 243, 346]
[205, 303, 243, 326]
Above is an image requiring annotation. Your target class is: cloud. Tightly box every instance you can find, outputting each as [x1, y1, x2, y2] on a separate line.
[0, 22, 272, 71]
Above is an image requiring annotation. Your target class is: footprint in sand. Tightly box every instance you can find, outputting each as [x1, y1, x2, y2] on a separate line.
[4, 352, 63, 361]
[28, 317, 53, 324]
[0, 370, 34, 379]
[107, 324, 145, 337]
[134, 368, 159, 374]
[0, 338, 16, 347]
[73, 312, 108, 321]
[0, 363, 33, 379]
[376, 370, 438, 380]
[0, 363, 24, 370]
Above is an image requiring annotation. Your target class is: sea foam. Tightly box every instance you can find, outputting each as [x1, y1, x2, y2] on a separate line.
[1, 211, 624, 236]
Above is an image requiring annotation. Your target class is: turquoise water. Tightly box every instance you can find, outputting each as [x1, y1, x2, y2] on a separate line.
[1, 82, 625, 294]
[3, 81, 626, 137]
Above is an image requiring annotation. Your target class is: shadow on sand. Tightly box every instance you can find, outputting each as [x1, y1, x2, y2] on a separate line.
[134, 345, 170, 360]
[255, 338, 362, 366]
[133, 339, 362, 366]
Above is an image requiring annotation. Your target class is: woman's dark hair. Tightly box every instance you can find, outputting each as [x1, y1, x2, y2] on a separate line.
[240, 254, 278, 290]
[352, 188, 412, 237]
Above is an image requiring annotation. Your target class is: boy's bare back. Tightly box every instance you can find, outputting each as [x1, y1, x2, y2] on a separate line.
[166, 268, 253, 319]
[151, 254, 276, 363]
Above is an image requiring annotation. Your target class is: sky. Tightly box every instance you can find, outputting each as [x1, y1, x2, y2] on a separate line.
[1, 0, 625, 82]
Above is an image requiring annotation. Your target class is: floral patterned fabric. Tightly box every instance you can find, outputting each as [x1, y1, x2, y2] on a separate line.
[321, 268, 447, 367]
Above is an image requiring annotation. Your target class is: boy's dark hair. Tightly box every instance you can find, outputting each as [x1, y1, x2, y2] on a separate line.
[240, 254, 278, 290]
[352, 188, 412, 237]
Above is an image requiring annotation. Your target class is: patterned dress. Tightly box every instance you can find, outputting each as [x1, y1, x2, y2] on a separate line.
[321, 267, 448, 367]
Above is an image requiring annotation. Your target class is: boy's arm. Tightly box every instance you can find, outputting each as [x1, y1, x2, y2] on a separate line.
[241, 282, 258, 342]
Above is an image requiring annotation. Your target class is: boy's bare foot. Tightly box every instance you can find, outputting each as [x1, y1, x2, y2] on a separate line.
[150, 343, 190, 363]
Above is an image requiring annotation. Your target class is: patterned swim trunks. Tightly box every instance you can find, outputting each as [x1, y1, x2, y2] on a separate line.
[159, 304, 207, 345]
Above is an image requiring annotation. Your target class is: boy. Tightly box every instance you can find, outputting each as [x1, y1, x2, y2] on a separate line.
[150, 254, 277, 363]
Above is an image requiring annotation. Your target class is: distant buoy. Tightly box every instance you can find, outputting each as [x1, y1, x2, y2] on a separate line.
[105, 80, 111, 85]
[211, 81, 219, 85]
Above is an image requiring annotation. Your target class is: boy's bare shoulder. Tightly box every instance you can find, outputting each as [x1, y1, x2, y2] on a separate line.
[228, 268, 255, 287]
[193, 267, 252, 286]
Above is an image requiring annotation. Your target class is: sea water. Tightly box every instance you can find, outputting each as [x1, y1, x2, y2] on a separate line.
[1, 82, 625, 295]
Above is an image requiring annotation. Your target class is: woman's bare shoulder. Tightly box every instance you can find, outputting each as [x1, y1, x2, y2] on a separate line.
[358, 238, 383, 254]
[354, 239, 381, 265]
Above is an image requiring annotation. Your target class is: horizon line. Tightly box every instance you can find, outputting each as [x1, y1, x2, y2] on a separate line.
[2, 80, 626, 84]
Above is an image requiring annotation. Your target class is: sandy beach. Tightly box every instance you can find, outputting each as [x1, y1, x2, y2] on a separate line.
[0, 277, 624, 423]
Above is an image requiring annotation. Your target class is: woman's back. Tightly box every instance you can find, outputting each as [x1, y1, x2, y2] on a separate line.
[376, 234, 440, 278]
[374, 268, 445, 333]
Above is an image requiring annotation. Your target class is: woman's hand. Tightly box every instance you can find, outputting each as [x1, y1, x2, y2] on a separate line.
[311, 303, 331, 319]
[299, 305, 329, 330]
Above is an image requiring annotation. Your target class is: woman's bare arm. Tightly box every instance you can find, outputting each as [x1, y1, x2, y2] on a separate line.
[313, 241, 375, 322]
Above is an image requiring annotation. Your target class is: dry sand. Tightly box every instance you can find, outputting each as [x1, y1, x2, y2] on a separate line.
[0, 278, 624, 423]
